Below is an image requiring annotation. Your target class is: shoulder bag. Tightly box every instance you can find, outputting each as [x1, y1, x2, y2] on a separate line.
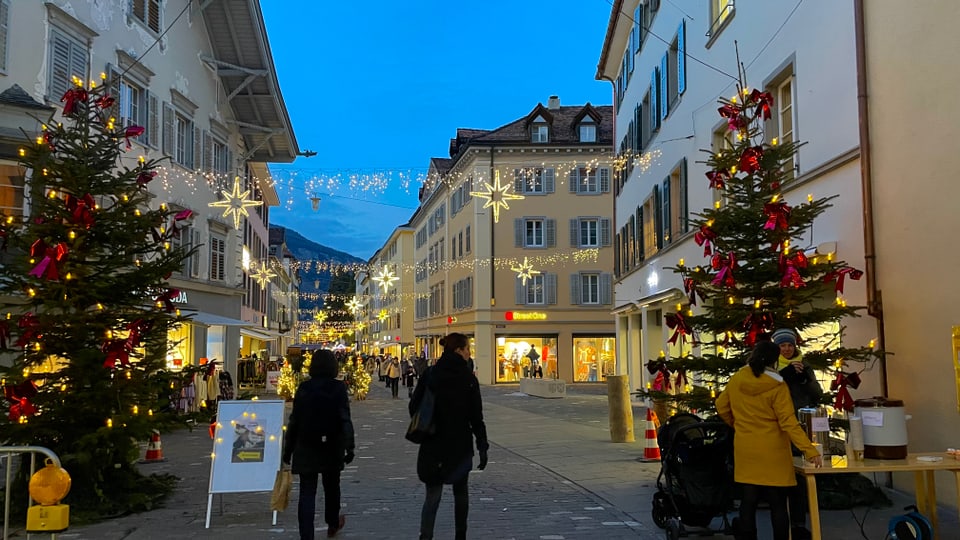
[405, 376, 436, 444]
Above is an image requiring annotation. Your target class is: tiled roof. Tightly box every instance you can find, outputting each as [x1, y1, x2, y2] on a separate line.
[429, 157, 454, 174]
[0, 84, 53, 110]
[470, 103, 613, 146]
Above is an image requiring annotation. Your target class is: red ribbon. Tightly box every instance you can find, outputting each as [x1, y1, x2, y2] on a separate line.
[102, 338, 133, 368]
[674, 368, 688, 389]
[61, 88, 88, 116]
[170, 209, 194, 238]
[763, 201, 791, 232]
[0, 320, 8, 349]
[155, 289, 180, 312]
[779, 251, 809, 288]
[749, 89, 775, 121]
[684, 277, 705, 306]
[95, 94, 115, 109]
[823, 266, 864, 294]
[123, 125, 145, 149]
[15, 313, 40, 348]
[831, 373, 855, 412]
[4, 380, 38, 421]
[665, 312, 690, 345]
[710, 252, 737, 287]
[137, 170, 157, 187]
[42, 131, 56, 151]
[742, 312, 774, 347]
[706, 169, 730, 190]
[694, 225, 717, 256]
[65, 193, 96, 229]
[739, 146, 764, 174]
[718, 103, 747, 131]
[29, 240, 68, 280]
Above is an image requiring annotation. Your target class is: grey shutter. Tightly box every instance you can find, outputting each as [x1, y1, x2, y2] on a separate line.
[546, 273, 557, 305]
[662, 177, 672, 245]
[49, 30, 71, 99]
[514, 218, 524, 247]
[515, 277, 525, 305]
[600, 273, 613, 305]
[679, 157, 688, 233]
[147, 91, 159, 148]
[514, 169, 523, 193]
[678, 19, 687, 95]
[570, 218, 579, 247]
[546, 219, 556, 247]
[570, 273, 581, 305]
[634, 105, 641, 151]
[191, 229, 201, 278]
[106, 66, 121, 123]
[162, 102, 174, 156]
[614, 233, 621, 277]
[202, 130, 213, 172]
[653, 184, 663, 250]
[226, 148, 234, 177]
[637, 207, 645, 261]
[660, 53, 669, 120]
[192, 124, 200, 170]
[600, 218, 611, 246]
[650, 69, 659, 130]
[544, 168, 555, 193]
[69, 38, 87, 95]
[600, 168, 611, 193]
[569, 168, 578, 192]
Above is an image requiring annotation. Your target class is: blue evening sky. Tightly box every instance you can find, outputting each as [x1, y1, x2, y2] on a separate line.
[261, 1, 614, 260]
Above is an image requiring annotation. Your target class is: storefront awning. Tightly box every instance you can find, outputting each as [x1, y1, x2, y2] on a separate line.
[185, 311, 252, 327]
[240, 327, 276, 341]
[634, 288, 684, 309]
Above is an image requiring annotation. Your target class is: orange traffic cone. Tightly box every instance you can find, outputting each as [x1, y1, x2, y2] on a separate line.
[140, 429, 166, 463]
[640, 409, 661, 462]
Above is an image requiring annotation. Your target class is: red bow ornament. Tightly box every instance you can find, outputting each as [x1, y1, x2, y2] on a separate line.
[65, 193, 96, 229]
[4, 380, 38, 421]
[674, 368, 688, 389]
[748, 89, 775, 121]
[95, 94, 115, 109]
[102, 338, 133, 368]
[694, 225, 717, 256]
[706, 169, 731, 190]
[779, 251, 809, 288]
[684, 277, 705, 306]
[739, 146, 764, 174]
[137, 170, 157, 187]
[123, 125, 145, 149]
[155, 288, 180, 312]
[742, 312, 774, 347]
[710, 252, 737, 287]
[170, 209, 195, 238]
[15, 313, 41, 348]
[718, 103, 748, 131]
[61, 88, 88, 116]
[0, 320, 9, 349]
[823, 266, 864, 294]
[29, 240, 68, 280]
[665, 312, 691, 345]
[831, 372, 856, 412]
[763, 201, 791, 232]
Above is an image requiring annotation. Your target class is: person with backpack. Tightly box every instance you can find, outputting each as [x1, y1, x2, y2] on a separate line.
[409, 332, 489, 540]
[283, 349, 355, 539]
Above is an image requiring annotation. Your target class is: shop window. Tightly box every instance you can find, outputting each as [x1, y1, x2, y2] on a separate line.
[167, 322, 192, 370]
[573, 337, 616, 382]
[495, 336, 558, 382]
[0, 162, 25, 218]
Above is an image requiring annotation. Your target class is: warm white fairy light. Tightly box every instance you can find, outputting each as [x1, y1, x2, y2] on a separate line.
[249, 262, 277, 287]
[372, 266, 400, 293]
[346, 296, 363, 315]
[469, 170, 525, 223]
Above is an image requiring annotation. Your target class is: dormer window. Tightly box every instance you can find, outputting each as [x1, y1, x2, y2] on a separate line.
[579, 123, 597, 143]
[531, 123, 549, 143]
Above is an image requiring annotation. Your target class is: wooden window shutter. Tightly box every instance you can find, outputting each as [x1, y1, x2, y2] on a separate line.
[546, 219, 556, 248]
[570, 218, 580, 247]
[570, 273, 581, 305]
[106, 66, 121, 123]
[661, 177, 672, 245]
[637, 206, 645, 262]
[147, 91, 159, 148]
[677, 19, 687, 95]
[600, 168, 611, 192]
[660, 52, 669, 120]
[514, 218, 524, 247]
[650, 69, 659, 130]
[569, 168, 578, 193]
[601, 218, 611, 246]
[202, 130, 213, 172]
[192, 124, 200, 170]
[614, 232, 621, 277]
[544, 168, 555, 193]
[48, 30, 72, 100]
[653, 184, 663, 250]
[546, 273, 557, 305]
[679, 157, 689, 233]
[634, 105, 641, 152]
[601, 273, 613, 305]
[161, 102, 174, 156]
[515, 277, 525, 305]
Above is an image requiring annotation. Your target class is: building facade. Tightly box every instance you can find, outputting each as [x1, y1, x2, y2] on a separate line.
[0, 1, 298, 382]
[363, 226, 415, 359]
[403, 98, 616, 384]
[597, 1, 876, 394]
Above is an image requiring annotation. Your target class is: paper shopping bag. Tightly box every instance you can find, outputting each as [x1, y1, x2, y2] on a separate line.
[270, 469, 293, 511]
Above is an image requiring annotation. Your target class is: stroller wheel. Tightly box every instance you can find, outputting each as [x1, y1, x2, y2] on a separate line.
[651, 491, 670, 529]
[665, 517, 681, 540]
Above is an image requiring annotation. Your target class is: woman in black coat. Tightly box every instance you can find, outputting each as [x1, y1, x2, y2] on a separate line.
[283, 350, 355, 539]
[409, 332, 489, 540]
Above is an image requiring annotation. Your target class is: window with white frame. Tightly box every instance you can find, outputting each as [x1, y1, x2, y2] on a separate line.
[579, 123, 597, 143]
[773, 75, 796, 180]
[526, 274, 545, 304]
[0, 0, 9, 73]
[580, 219, 599, 247]
[119, 79, 143, 129]
[569, 167, 610, 194]
[525, 219, 544, 247]
[131, 0, 162, 33]
[572, 217, 612, 248]
[514, 167, 554, 194]
[0, 162, 24, 218]
[174, 112, 193, 168]
[580, 274, 600, 304]
[531, 124, 549, 143]
[209, 233, 225, 281]
[711, 125, 733, 206]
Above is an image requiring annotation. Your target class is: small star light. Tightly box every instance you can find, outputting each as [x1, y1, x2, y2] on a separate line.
[346, 297, 363, 315]
[250, 262, 276, 287]
[314, 310, 327, 323]
[208, 176, 263, 229]
[373, 266, 400, 293]
[511, 257, 541, 285]
[377, 309, 389, 322]
[469, 170, 524, 223]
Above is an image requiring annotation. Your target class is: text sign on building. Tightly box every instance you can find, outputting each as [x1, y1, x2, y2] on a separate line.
[504, 311, 547, 321]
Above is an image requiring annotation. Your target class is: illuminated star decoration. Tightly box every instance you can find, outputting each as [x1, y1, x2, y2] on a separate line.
[208, 176, 263, 229]
[469, 170, 524, 223]
[249, 262, 276, 287]
[372, 266, 400, 293]
[377, 309, 389, 322]
[314, 310, 327, 323]
[511, 257, 541, 285]
[346, 296, 363, 315]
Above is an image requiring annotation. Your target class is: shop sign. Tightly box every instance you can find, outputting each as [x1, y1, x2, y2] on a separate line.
[172, 290, 188, 303]
[505, 311, 547, 321]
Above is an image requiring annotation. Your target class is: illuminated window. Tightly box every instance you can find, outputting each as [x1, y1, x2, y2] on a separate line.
[0, 163, 24, 218]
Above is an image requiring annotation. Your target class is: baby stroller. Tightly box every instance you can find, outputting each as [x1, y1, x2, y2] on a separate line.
[651, 412, 736, 539]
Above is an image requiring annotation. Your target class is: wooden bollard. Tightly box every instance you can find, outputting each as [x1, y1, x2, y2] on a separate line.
[607, 374, 635, 442]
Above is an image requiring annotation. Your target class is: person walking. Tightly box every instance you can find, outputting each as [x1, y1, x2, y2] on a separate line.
[409, 332, 489, 540]
[402, 357, 417, 398]
[386, 355, 402, 399]
[283, 349, 355, 539]
[715, 341, 822, 540]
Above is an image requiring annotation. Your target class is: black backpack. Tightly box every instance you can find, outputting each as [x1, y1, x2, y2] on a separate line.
[298, 382, 343, 445]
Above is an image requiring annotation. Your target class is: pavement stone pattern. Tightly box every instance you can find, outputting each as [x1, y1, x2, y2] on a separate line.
[13, 381, 959, 539]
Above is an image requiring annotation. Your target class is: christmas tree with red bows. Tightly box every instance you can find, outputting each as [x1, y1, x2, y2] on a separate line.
[636, 79, 883, 413]
[0, 78, 195, 519]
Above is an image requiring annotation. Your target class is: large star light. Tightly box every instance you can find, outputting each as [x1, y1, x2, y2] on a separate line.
[511, 257, 541, 285]
[250, 262, 276, 287]
[372, 266, 400, 293]
[346, 296, 363, 315]
[469, 170, 524, 223]
[208, 176, 263, 229]
[377, 309, 389, 322]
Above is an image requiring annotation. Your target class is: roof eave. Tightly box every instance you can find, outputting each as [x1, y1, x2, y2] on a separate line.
[596, 0, 627, 82]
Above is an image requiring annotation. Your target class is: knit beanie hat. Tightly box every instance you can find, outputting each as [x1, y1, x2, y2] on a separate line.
[771, 328, 797, 346]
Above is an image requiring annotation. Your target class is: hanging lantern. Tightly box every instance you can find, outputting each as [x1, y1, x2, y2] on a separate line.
[310, 194, 321, 212]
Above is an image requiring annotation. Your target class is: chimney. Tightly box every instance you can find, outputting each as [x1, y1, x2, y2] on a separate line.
[547, 95, 560, 110]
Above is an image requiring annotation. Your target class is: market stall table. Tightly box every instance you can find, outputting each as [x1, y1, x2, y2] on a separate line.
[795, 452, 960, 540]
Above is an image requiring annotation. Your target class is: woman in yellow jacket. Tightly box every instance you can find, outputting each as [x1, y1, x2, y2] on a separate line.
[716, 341, 823, 540]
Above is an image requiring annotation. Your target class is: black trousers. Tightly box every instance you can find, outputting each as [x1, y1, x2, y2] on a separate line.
[738, 483, 790, 540]
[389, 376, 400, 397]
[297, 471, 340, 540]
[420, 479, 468, 540]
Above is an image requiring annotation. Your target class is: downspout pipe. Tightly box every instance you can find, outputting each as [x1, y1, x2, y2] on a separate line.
[854, 0, 887, 397]
[489, 146, 496, 305]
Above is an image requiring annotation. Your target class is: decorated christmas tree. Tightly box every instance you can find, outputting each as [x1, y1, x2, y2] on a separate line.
[636, 76, 883, 414]
[0, 77, 194, 518]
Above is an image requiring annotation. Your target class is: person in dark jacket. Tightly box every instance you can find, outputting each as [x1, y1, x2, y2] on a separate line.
[409, 332, 489, 540]
[283, 349, 355, 539]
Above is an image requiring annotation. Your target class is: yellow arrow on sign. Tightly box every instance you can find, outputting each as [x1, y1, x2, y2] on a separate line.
[236, 451, 262, 461]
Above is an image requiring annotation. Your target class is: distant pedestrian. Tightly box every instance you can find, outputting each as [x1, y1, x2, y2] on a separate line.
[385, 355, 401, 398]
[403, 357, 417, 398]
[283, 349, 355, 539]
[409, 332, 488, 540]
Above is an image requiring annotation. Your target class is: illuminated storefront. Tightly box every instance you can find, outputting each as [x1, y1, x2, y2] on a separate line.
[572, 336, 616, 382]
[495, 336, 558, 382]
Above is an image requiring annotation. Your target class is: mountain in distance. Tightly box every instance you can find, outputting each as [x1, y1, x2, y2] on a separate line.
[272, 225, 365, 311]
